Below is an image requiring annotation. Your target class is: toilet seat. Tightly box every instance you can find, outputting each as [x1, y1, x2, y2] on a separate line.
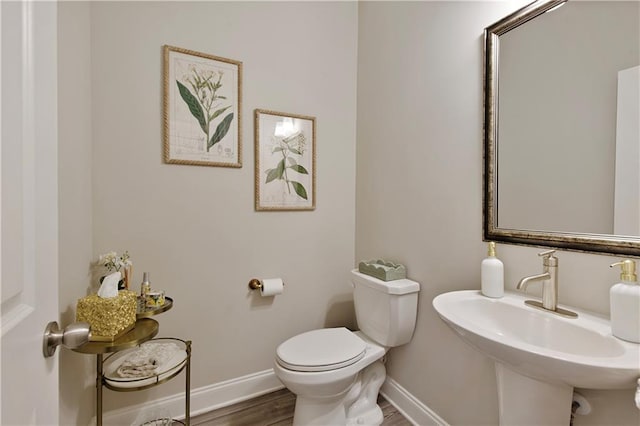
[276, 327, 367, 372]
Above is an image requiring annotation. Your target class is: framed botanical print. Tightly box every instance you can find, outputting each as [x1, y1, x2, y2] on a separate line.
[255, 109, 316, 211]
[163, 45, 242, 167]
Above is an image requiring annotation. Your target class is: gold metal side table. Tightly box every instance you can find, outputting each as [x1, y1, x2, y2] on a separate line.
[73, 298, 191, 426]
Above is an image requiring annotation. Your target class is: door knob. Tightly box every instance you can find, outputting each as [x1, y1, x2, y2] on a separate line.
[42, 321, 91, 357]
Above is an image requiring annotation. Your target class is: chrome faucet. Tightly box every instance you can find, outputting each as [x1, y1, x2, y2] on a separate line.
[517, 250, 557, 310]
[517, 250, 577, 318]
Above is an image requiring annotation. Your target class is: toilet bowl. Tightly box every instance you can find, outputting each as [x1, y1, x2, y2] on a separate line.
[274, 270, 420, 426]
[274, 329, 387, 426]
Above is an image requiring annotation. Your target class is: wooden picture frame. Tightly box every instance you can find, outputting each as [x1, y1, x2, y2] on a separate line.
[163, 45, 242, 167]
[255, 109, 316, 211]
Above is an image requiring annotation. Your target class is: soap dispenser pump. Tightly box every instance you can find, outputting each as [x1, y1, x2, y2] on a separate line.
[481, 242, 504, 298]
[609, 260, 640, 343]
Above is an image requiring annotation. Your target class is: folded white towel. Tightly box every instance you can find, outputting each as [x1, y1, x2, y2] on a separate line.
[117, 342, 181, 378]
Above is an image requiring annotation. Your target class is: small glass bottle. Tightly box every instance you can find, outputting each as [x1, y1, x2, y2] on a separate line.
[138, 272, 151, 312]
[140, 272, 151, 296]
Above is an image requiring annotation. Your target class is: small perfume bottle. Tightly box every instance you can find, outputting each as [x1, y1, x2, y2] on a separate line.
[140, 272, 151, 296]
[138, 272, 151, 311]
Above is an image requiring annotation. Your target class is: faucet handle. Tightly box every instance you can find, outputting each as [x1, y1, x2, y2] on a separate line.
[538, 250, 558, 266]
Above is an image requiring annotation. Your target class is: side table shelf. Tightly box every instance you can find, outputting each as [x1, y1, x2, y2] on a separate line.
[103, 338, 189, 391]
[73, 297, 190, 426]
[137, 297, 174, 319]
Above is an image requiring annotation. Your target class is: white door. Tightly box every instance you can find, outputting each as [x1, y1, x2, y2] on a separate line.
[1, 1, 60, 424]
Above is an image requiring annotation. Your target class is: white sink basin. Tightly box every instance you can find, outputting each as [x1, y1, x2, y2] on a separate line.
[432, 290, 639, 390]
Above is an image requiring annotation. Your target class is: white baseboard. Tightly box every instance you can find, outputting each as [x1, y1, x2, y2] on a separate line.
[102, 370, 447, 426]
[380, 377, 449, 426]
[101, 369, 284, 425]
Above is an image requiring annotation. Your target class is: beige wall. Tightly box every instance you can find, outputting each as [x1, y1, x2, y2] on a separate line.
[356, 2, 639, 425]
[58, 1, 358, 423]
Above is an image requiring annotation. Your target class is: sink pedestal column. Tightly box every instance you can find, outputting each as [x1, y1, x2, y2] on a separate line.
[495, 363, 573, 426]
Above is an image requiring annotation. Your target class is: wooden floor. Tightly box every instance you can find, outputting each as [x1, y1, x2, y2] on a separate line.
[190, 388, 411, 426]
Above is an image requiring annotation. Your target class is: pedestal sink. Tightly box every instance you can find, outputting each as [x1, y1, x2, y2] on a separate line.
[432, 290, 640, 425]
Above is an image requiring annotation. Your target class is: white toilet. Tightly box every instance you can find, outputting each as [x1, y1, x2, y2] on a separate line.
[273, 270, 420, 426]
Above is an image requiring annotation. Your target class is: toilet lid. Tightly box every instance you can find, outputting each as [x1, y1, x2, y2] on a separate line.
[276, 327, 366, 372]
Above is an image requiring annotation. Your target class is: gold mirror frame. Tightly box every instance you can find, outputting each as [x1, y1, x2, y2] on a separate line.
[483, 0, 640, 257]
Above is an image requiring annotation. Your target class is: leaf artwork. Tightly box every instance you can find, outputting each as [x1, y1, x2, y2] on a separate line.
[264, 131, 309, 201]
[176, 81, 207, 134]
[176, 67, 233, 152]
[210, 113, 234, 149]
[291, 181, 308, 200]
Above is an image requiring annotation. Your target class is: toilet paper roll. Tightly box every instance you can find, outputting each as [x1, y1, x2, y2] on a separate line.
[260, 278, 284, 297]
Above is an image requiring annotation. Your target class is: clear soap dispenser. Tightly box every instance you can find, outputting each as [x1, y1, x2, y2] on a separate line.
[481, 242, 504, 298]
[610, 260, 640, 343]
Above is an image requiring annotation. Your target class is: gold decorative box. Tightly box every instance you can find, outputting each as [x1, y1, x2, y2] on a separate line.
[76, 290, 137, 341]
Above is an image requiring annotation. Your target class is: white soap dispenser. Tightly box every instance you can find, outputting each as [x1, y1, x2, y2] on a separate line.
[481, 242, 504, 298]
[610, 260, 640, 343]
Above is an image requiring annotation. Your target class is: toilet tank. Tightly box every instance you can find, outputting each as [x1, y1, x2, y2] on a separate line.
[351, 270, 420, 347]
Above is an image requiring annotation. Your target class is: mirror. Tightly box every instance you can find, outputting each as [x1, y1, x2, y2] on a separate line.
[484, 0, 640, 256]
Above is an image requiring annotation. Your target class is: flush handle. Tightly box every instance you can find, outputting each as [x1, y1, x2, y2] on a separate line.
[42, 321, 91, 358]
